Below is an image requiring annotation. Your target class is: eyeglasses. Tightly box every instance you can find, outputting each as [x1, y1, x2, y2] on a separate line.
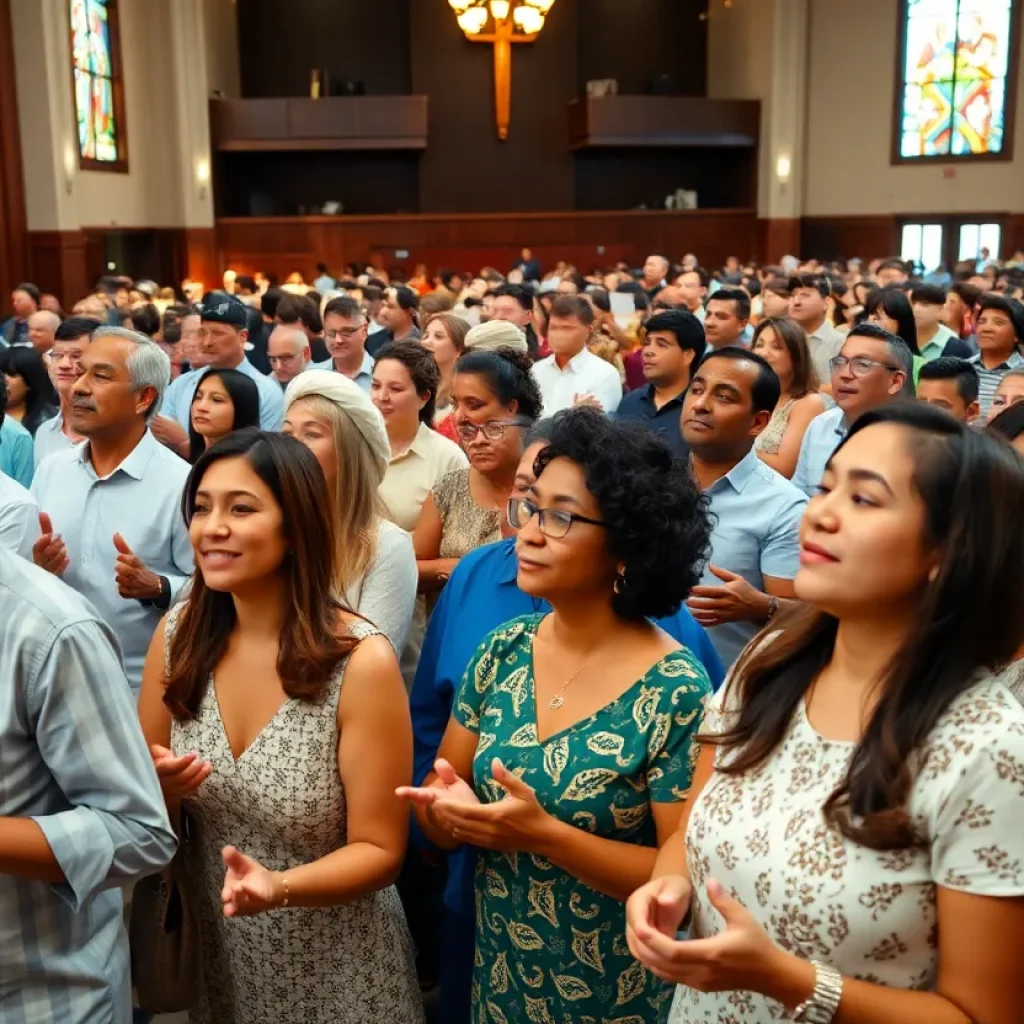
[507, 497, 608, 539]
[457, 419, 528, 443]
[830, 355, 900, 377]
[325, 326, 364, 341]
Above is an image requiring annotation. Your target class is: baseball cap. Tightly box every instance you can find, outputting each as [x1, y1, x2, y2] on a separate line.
[198, 292, 248, 327]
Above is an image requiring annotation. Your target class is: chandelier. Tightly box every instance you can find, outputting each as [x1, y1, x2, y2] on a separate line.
[448, 0, 558, 140]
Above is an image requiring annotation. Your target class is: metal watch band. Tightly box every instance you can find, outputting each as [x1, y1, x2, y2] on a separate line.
[792, 960, 843, 1023]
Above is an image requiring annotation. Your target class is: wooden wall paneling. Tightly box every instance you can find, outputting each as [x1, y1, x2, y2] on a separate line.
[185, 227, 219, 292]
[1006, 214, 1024, 257]
[0, 0, 28, 298]
[214, 209, 759, 281]
[757, 219, 802, 264]
[27, 231, 89, 306]
[800, 216, 899, 262]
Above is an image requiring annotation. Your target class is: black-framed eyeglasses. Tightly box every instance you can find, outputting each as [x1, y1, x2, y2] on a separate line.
[325, 326, 364, 341]
[507, 497, 608, 539]
[457, 419, 528, 443]
[830, 355, 900, 377]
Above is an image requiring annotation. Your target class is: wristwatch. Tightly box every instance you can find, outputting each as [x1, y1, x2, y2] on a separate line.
[792, 961, 843, 1023]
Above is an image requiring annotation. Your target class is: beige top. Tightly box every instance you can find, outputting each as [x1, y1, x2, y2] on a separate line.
[378, 422, 468, 533]
[754, 398, 798, 455]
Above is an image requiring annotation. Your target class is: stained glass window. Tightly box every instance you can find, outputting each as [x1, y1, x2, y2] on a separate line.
[896, 0, 1017, 160]
[70, 0, 127, 169]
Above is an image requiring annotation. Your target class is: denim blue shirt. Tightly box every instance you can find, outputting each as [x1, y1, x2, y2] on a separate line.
[311, 349, 375, 393]
[0, 415, 35, 487]
[702, 449, 807, 668]
[791, 405, 847, 498]
[160, 356, 284, 431]
[409, 537, 725, 917]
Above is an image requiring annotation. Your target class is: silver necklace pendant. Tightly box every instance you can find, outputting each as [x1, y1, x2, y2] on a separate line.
[549, 695, 566, 710]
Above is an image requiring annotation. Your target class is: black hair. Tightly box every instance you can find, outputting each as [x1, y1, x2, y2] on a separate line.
[977, 293, 1024, 343]
[276, 294, 323, 335]
[260, 288, 283, 319]
[454, 346, 543, 421]
[187, 367, 262, 464]
[374, 340, 440, 425]
[129, 303, 161, 338]
[316, 262, 329, 274]
[712, 402, 1024, 850]
[676, 266, 712, 290]
[534, 408, 712, 621]
[589, 288, 611, 313]
[616, 282, 652, 313]
[918, 356, 980, 404]
[55, 315, 101, 342]
[865, 286, 920, 355]
[524, 416, 558, 448]
[390, 285, 420, 312]
[697, 345, 781, 416]
[13, 282, 41, 306]
[707, 287, 751, 321]
[493, 282, 534, 311]
[910, 283, 947, 305]
[0, 372, 6, 427]
[877, 257, 911, 275]
[234, 275, 256, 294]
[762, 276, 792, 299]
[0, 347, 59, 436]
[644, 309, 706, 360]
[788, 273, 830, 299]
[987, 402, 1024, 444]
[323, 295, 364, 322]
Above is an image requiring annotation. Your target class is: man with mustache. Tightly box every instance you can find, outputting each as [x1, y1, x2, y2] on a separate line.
[681, 346, 807, 668]
[615, 309, 705, 457]
[30, 327, 193, 696]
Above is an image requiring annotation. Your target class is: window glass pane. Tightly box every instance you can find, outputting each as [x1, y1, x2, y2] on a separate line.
[70, 0, 91, 71]
[91, 76, 118, 163]
[74, 67, 95, 158]
[901, 224, 925, 265]
[979, 223, 1001, 257]
[959, 224, 981, 261]
[921, 225, 944, 272]
[900, 83, 954, 156]
[951, 77, 1006, 154]
[70, 0, 119, 162]
[85, 0, 112, 77]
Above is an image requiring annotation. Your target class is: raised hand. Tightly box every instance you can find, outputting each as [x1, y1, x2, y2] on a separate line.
[221, 846, 282, 918]
[113, 533, 163, 600]
[150, 414, 189, 453]
[32, 512, 69, 576]
[150, 744, 212, 801]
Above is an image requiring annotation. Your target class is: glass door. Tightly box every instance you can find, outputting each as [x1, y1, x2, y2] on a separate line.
[957, 223, 1002, 263]
[900, 223, 945, 275]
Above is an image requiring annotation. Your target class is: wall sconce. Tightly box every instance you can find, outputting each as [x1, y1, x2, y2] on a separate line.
[62, 141, 77, 195]
[196, 157, 211, 200]
[775, 152, 792, 185]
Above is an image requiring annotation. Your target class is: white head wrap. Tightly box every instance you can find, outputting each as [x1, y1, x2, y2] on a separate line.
[283, 370, 390, 486]
[464, 320, 528, 354]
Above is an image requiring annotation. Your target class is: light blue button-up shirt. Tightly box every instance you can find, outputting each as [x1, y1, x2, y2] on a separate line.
[161, 356, 284, 430]
[31, 430, 194, 692]
[0, 548, 176, 1024]
[702, 449, 807, 667]
[791, 405, 847, 498]
[311, 349, 375, 393]
[0, 415, 34, 487]
[34, 411, 79, 466]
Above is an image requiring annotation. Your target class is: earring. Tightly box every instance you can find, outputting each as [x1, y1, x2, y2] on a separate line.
[613, 571, 626, 595]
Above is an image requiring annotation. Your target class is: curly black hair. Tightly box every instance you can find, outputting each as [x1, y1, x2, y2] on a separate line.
[455, 345, 543, 422]
[534, 407, 711, 621]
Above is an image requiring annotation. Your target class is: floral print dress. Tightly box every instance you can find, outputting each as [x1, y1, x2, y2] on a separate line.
[670, 675, 1024, 1022]
[453, 614, 711, 1024]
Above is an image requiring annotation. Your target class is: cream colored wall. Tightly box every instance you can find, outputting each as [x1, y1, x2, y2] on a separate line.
[75, 0, 184, 227]
[204, 0, 241, 97]
[803, 0, 1024, 216]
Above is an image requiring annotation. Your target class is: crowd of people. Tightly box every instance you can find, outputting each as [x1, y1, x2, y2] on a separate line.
[1, 245, 1023, 1024]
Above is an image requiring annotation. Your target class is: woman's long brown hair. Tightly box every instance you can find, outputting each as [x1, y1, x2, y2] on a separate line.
[703, 406, 1024, 850]
[164, 429, 359, 720]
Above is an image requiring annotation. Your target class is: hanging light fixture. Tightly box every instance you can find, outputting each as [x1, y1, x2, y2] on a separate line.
[449, 0, 557, 139]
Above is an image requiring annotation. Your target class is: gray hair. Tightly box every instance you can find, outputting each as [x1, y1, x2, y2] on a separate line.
[91, 326, 171, 422]
[885, 336, 916, 399]
[269, 325, 308, 353]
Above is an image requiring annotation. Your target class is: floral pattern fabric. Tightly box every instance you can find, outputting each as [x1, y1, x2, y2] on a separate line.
[670, 675, 1024, 1022]
[454, 613, 710, 1024]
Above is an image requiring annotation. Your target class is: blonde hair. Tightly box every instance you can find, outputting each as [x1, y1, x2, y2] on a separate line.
[289, 394, 384, 604]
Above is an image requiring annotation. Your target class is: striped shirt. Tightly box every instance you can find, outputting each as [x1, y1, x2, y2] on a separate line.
[969, 350, 1024, 418]
[0, 548, 176, 1023]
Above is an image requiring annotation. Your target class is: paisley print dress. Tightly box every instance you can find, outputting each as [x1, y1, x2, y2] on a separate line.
[453, 614, 710, 1024]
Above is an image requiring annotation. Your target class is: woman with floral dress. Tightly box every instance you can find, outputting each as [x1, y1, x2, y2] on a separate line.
[399, 409, 713, 1024]
[628, 404, 1024, 1024]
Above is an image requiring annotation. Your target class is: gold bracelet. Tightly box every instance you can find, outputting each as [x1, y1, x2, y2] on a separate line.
[279, 874, 290, 909]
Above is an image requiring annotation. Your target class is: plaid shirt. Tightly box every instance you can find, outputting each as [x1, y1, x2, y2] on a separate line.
[0, 549, 176, 1023]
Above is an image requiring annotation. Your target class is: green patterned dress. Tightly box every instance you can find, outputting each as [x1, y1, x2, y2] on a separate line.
[453, 614, 710, 1024]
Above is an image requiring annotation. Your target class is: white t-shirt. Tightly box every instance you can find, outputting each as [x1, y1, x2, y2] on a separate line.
[348, 520, 417, 656]
[671, 675, 1024, 1021]
[531, 348, 623, 416]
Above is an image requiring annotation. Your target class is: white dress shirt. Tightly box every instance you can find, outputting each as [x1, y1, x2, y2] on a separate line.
[31, 430, 194, 692]
[531, 348, 623, 415]
[160, 356, 284, 431]
[0, 469, 39, 560]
